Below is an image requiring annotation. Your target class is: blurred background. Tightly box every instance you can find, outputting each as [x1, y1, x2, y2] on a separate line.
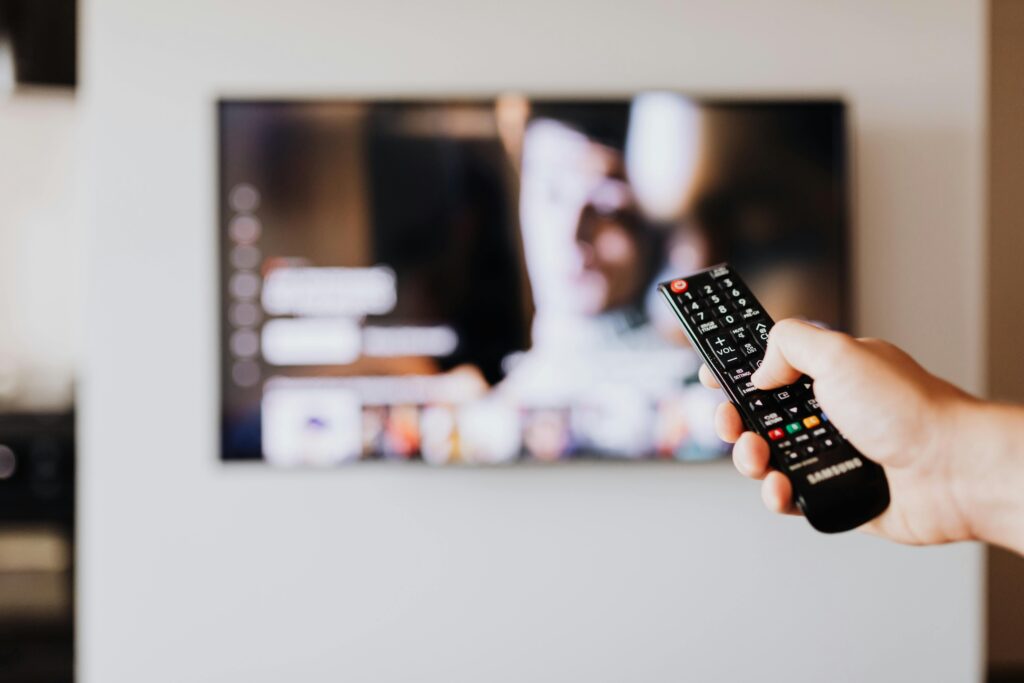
[0, 0, 1022, 681]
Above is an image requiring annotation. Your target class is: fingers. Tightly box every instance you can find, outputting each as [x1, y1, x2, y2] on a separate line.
[751, 318, 854, 390]
[732, 431, 771, 479]
[731, 434, 801, 516]
[699, 334, 808, 520]
[714, 402, 744, 443]
[761, 471, 800, 515]
[709, 391, 801, 518]
[698, 364, 720, 389]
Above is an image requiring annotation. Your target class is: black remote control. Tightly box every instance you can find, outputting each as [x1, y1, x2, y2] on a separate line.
[659, 263, 890, 533]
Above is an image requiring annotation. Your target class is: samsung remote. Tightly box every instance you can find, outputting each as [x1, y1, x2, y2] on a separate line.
[659, 263, 890, 533]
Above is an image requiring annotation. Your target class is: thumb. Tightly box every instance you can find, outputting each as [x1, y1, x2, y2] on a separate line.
[751, 319, 854, 390]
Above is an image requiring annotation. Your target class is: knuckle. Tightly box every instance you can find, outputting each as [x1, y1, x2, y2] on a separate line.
[818, 331, 855, 366]
[859, 337, 893, 352]
[768, 317, 800, 342]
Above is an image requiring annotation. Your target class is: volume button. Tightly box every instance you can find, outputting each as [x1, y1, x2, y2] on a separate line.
[702, 333, 732, 370]
[703, 339, 726, 371]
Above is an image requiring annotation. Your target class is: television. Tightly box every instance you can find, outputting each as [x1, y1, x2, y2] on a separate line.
[219, 95, 848, 466]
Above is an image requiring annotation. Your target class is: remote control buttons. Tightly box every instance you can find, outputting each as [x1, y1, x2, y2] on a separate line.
[691, 309, 711, 323]
[696, 320, 720, 335]
[730, 325, 761, 356]
[665, 271, 890, 519]
[725, 366, 752, 383]
[727, 367, 758, 396]
[738, 341, 760, 357]
[729, 326, 748, 341]
[749, 321, 770, 348]
[737, 382, 759, 396]
[709, 333, 742, 368]
[773, 389, 795, 403]
[723, 286, 744, 299]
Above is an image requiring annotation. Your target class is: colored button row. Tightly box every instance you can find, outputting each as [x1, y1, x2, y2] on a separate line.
[767, 415, 823, 441]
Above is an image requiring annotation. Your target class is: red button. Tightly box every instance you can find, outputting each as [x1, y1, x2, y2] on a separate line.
[670, 279, 688, 293]
[768, 428, 785, 441]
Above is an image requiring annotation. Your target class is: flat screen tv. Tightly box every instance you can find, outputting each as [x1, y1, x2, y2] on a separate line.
[219, 94, 848, 465]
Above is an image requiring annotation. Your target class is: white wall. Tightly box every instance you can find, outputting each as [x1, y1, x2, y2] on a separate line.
[0, 90, 80, 410]
[80, 1, 986, 682]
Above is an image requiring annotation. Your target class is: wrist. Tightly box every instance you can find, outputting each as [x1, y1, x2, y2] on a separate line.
[946, 397, 1024, 552]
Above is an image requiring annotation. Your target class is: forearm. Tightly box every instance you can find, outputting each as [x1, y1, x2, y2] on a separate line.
[950, 398, 1024, 554]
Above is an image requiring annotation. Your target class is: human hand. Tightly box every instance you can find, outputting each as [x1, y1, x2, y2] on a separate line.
[700, 318, 983, 545]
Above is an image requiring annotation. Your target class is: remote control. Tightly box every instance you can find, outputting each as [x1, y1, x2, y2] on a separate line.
[659, 263, 890, 533]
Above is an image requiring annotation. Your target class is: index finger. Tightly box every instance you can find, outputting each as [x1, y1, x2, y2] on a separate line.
[751, 318, 855, 390]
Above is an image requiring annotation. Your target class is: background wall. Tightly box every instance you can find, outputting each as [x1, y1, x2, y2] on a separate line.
[0, 90, 79, 411]
[80, 1, 987, 682]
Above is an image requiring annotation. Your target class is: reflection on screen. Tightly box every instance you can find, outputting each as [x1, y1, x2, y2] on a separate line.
[219, 95, 847, 465]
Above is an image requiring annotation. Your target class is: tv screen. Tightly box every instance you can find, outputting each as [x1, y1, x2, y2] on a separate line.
[219, 95, 848, 466]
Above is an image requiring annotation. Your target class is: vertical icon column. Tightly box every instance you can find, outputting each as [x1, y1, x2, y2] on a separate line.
[226, 183, 263, 388]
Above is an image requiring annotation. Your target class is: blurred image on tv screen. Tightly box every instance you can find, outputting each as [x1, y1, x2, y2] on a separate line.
[219, 94, 848, 466]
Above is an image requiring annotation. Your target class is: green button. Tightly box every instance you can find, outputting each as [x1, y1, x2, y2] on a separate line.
[785, 422, 803, 434]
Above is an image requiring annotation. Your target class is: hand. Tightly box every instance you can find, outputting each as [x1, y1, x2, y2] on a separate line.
[699, 318, 983, 545]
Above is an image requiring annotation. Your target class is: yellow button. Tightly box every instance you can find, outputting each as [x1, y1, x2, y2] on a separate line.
[803, 416, 821, 429]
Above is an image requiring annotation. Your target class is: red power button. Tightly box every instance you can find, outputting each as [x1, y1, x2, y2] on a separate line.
[669, 279, 688, 293]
